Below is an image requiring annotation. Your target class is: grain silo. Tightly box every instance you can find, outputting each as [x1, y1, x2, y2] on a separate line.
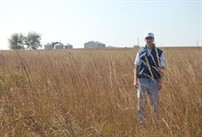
[44, 43, 54, 50]
[64, 43, 73, 49]
[54, 43, 64, 49]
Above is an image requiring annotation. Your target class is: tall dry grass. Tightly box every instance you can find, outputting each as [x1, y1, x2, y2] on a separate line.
[0, 47, 201, 137]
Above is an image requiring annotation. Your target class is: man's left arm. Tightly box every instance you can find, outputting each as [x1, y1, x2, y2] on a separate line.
[157, 52, 167, 90]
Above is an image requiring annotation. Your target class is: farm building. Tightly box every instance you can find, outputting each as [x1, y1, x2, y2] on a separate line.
[44, 43, 73, 50]
[54, 43, 64, 49]
[84, 41, 106, 48]
[64, 43, 73, 49]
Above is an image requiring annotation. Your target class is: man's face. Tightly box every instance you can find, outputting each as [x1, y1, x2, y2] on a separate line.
[145, 37, 154, 45]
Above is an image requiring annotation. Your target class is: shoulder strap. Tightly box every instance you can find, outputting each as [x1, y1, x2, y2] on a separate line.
[139, 47, 147, 56]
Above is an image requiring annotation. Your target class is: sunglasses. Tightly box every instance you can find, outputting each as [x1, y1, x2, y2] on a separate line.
[145, 37, 154, 40]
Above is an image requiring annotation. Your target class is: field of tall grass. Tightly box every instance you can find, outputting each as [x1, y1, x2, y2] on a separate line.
[0, 47, 201, 137]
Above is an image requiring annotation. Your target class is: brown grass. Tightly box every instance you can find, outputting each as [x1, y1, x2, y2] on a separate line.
[0, 47, 201, 137]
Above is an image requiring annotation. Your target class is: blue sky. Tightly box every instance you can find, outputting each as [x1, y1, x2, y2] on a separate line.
[0, 0, 201, 49]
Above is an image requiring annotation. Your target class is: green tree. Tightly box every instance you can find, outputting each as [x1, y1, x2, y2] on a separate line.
[8, 33, 25, 50]
[25, 32, 42, 50]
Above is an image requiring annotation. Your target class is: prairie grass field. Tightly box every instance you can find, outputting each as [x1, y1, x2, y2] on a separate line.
[0, 47, 201, 137]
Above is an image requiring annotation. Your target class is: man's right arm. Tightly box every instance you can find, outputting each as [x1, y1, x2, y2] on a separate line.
[134, 51, 139, 89]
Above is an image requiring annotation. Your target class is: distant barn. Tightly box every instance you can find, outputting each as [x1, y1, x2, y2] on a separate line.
[84, 41, 105, 48]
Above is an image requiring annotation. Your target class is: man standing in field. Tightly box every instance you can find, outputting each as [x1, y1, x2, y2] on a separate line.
[134, 32, 166, 124]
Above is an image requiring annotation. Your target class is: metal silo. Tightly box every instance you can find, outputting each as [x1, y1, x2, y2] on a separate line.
[54, 43, 64, 49]
[44, 43, 54, 50]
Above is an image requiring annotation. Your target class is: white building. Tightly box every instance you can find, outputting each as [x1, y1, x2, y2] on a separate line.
[84, 41, 106, 48]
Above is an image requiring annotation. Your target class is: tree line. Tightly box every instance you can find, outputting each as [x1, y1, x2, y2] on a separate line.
[8, 32, 42, 50]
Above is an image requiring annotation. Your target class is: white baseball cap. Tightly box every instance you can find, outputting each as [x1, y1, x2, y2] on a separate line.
[144, 32, 154, 39]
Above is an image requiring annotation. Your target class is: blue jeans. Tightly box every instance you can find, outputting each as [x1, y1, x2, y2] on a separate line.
[137, 78, 160, 123]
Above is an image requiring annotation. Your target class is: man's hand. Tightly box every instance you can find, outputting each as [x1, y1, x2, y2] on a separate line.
[157, 81, 162, 90]
[134, 82, 139, 89]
